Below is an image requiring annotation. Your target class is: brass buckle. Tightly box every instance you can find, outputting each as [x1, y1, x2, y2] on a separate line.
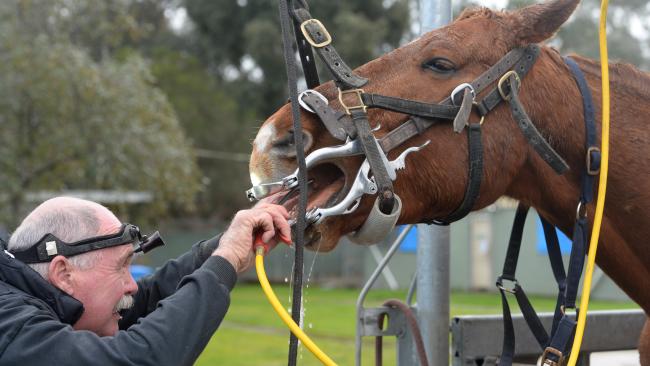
[300, 19, 332, 48]
[586, 146, 601, 176]
[338, 88, 366, 114]
[471, 102, 486, 125]
[541, 347, 565, 366]
[498, 70, 521, 101]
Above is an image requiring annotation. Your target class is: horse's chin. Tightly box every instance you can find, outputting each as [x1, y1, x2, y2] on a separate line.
[302, 216, 354, 252]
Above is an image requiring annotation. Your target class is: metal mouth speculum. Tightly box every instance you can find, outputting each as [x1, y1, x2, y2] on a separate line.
[246, 138, 365, 202]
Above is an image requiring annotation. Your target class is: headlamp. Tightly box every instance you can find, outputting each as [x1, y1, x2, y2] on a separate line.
[10, 224, 165, 264]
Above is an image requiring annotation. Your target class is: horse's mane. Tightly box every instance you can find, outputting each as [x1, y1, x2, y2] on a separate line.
[572, 56, 650, 100]
[457, 6, 509, 23]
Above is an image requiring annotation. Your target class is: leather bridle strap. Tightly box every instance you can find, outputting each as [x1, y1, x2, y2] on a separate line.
[300, 92, 354, 141]
[361, 93, 460, 119]
[351, 108, 396, 213]
[290, 0, 320, 89]
[376, 46, 540, 154]
[291, 7, 368, 89]
[506, 76, 570, 174]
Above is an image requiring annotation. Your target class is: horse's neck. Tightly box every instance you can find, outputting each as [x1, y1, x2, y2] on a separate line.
[507, 51, 650, 235]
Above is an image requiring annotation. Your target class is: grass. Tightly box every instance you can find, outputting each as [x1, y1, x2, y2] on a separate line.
[195, 284, 639, 365]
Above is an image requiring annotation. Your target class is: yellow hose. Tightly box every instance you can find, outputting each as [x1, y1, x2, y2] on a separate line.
[255, 247, 338, 366]
[566, 0, 610, 365]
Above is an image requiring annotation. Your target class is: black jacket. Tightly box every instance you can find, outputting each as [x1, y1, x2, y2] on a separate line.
[0, 235, 236, 365]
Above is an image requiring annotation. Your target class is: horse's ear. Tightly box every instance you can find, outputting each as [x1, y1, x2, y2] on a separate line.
[510, 0, 579, 44]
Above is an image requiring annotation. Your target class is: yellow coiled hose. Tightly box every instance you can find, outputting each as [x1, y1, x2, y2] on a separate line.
[255, 247, 337, 366]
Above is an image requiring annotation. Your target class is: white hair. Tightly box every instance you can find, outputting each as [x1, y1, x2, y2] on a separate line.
[8, 197, 111, 280]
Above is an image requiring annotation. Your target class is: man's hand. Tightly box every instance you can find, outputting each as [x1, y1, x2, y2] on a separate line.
[213, 203, 291, 273]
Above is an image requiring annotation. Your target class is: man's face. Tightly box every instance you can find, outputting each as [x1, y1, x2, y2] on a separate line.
[70, 244, 138, 336]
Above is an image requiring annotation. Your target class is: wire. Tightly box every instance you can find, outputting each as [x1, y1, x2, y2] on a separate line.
[566, 0, 610, 364]
[255, 248, 338, 366]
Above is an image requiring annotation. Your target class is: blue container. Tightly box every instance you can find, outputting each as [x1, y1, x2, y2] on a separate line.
[130, 264, 154, 280]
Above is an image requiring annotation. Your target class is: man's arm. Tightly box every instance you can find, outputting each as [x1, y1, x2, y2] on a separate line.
[119, 234, 222, 328]
[119, 202, 291, 328]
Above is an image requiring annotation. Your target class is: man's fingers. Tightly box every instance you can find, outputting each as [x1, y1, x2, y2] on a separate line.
[255, 211, 277, 244]
[255, 203, 290, 219]
[272, 213, 291, 243]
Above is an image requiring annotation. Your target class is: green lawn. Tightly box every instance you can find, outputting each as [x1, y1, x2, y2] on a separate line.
[195, 284, 639, 365]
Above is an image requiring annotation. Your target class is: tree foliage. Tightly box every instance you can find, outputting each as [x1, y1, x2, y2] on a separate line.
[184, 0, 411, 116]
[0, 0, 200, 226]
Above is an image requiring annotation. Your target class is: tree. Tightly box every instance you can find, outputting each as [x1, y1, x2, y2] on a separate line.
[0, 0, 200, 226]
[184, 0, 411, 116]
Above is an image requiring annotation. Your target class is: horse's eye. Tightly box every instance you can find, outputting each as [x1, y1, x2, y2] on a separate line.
[422, 57, 456, 73]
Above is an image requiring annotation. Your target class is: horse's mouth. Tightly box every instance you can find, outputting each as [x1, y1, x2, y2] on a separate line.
[281, 162, 349, 248]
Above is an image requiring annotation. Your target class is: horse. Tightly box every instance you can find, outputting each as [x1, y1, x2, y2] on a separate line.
[248, 0, 650, 362]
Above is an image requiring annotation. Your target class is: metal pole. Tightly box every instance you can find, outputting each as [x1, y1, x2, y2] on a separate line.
[416, 1, 452, 365]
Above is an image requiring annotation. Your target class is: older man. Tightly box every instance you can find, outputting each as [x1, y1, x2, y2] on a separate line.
[0, 196, 290, 365]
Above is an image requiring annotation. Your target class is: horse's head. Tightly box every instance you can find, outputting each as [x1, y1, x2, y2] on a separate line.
[249, 0, 581, 251]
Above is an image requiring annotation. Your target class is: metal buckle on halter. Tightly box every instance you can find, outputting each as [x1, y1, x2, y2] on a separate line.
[496, 277, 519, 294]
[586, 146, 601, 176]
[298, 89, 329, 113]
[338, 88, 367, 114]
[541, 346, 565, 366]
[576, 201, 588, 220]
[300, 19, 332, 48]
[498, 70, 521, 101]
[471, 101, 486, 125]
[450, 83, 476, 106]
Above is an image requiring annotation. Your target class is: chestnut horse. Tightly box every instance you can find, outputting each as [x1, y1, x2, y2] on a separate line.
[249, 0, 650, 362]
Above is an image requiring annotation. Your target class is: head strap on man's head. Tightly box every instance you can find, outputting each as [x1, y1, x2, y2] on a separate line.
[10, 224, 165, 264]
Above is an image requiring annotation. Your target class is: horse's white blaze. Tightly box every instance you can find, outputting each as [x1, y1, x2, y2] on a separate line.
[254, 122, 276, 152]
[250, 172, 263, 186]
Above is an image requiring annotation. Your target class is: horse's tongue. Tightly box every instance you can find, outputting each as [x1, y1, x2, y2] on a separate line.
[307, 177, 345, 211]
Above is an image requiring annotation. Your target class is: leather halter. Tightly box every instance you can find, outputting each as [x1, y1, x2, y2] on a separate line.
[292, 3, 569, 224]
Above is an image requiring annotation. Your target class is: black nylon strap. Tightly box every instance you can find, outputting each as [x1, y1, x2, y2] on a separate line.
[501, 204, 529, 280]
[292, 8, 367, 89]
[497, 55, 600, 366]
[565, 56, 600, 202]
[278, 1, 308, 364]
[515, 285, 550, 349]
[540, 217, 568, 337]
[437, 122, 483, 224]
[498, 289, 516, 366]
[351, 109, 395, 212]
[508, 79, 570, 175]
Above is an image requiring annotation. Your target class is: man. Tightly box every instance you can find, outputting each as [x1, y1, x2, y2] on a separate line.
[0, 196, 290, 364]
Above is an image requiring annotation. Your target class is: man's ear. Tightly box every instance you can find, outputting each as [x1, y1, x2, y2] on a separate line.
[48, 256, 75, 295]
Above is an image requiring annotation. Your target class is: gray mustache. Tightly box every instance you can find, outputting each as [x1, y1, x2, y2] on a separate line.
[114, 295, 134, 313]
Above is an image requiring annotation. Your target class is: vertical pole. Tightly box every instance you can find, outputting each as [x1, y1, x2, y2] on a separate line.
[416, 1, 452, 365]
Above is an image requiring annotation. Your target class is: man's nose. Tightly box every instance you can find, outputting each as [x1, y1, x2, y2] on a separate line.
[125, 273, 138, 294]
